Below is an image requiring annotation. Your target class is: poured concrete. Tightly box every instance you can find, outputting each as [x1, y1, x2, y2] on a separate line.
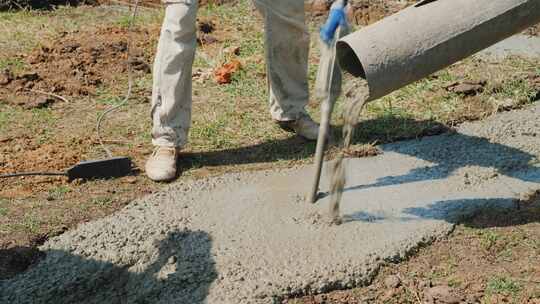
[477, 34, 540, 59]
[2, 104, 539, 303]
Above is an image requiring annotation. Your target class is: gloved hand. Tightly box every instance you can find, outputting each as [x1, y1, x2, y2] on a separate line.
[320, 0, 349, 45]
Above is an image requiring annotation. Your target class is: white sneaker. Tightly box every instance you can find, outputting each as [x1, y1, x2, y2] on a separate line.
[277, 113, 320, 140]
[145, 146, 179, 182]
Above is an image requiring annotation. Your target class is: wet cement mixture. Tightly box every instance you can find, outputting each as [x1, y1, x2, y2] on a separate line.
[1, 106, 539, 303]
[328, 78, 370, 224]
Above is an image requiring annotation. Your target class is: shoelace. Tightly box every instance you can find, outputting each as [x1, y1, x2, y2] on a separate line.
[152, 147, 177, 157]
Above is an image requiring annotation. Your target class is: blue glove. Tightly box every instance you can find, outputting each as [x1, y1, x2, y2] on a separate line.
[320, 0, 348, 45]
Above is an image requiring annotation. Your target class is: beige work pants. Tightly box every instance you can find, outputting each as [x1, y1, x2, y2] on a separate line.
[151, 0, 310, 147]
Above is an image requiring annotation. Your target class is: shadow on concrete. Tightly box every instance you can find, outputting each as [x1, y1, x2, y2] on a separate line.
[341, 211, 388, 223]
[403, 194, 540, 228]
[0, 229, 217, 304]
[341, 195, 540, 228]
[344, 132, 539, 194]
[0, 246, 45, 281]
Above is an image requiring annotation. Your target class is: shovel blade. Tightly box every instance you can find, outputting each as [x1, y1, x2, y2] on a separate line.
[67, 157, 132, 181]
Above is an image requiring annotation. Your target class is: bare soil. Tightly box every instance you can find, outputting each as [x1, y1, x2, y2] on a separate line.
[0, 27, 155, 105]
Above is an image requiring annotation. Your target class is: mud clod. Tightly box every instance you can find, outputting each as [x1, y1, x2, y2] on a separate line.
[23, 96, 56, 109]
[384, 275, 401, 289]
[0, 69, 14, 86]
[198, 20, 215, 34]
[425, 286, 461, 304]
[446, 80, 486, 96]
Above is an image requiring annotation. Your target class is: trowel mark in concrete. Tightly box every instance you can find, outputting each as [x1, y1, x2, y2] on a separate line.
[1, 104, 539, 303]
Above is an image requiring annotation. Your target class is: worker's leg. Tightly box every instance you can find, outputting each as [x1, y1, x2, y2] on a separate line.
[147, 0, 197, 181]
[151, 0, 198, 148]
[253, 0, 310, 122]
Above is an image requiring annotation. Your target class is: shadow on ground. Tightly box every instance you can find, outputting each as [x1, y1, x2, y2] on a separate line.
[0, 229, 217, 304]
[404, 191, 540, 228]
[178, 117, 451, 173]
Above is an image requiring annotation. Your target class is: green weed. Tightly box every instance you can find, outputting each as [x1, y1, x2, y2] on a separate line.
[0, 57, 27, 73]
[479, 230, 500, 250]
[21, 214, 41, 233]
[92, 197, 113, 206]
[486, 276, 521, 296]
[47, 186, 71, 200]
[447, 277, 462, 288]
[0, 199, 8, 216]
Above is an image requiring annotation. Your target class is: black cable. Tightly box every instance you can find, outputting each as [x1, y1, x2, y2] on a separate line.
[0, 172, 67, 178]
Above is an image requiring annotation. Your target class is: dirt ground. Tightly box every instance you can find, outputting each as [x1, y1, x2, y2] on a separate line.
[0, 0, 539, 296]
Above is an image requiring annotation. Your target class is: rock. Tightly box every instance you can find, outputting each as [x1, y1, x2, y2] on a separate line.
[198, 34, 219, 45]
[418, 279, 432, 289]
[384, 275, 401, 288]
[23, 96, 55, 109]
[198, 20, 215, 34]
[223, 45, 241, 56]
[308, 0, 331, 15]
[496, 98, 516, 111]
[110, 41, 128, 52]
[128, 57, 151, 74]
[124, 176, 138, 184]
[425, 286, 461, 304]
[61, 42, 81, 53]
[20, 72, 39, 82]
[0, 69, 13, 85]
[446, 80, 486, 96]
[381, 288, 397, 301]
[167, 256, 177, 265]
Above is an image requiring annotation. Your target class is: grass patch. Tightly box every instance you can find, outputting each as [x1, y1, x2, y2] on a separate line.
[96, 95, 125, 107]
[0, 57, 27, 73]
[115, 9, 163, 29]
[486, 276, 522, 296]
[0, 199, 8, 216]
[47, 185, 71, 200]
[479, 230, 500, 250]
[12, 213, 42, 234]
[0, 5, 162, 54]
[92, 196, 113, 206]
[0, 105, 15, 131]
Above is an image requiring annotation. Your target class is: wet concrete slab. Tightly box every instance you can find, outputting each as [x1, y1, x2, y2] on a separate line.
[477, 34, 540, 59]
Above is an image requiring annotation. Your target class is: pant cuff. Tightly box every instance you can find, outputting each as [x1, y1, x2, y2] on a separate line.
[152, 138, 184, 148]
